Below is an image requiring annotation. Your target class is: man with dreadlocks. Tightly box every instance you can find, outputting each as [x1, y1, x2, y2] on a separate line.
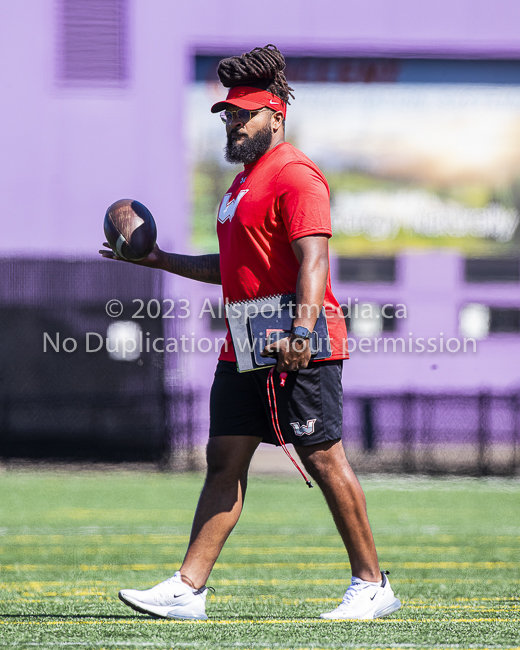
[108, 45, 401, 621]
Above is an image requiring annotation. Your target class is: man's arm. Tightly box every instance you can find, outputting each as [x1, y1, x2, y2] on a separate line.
[158, 250, 221, 284]
[261, 234, 329, 372]
[99, 243, 221, 285]
[291, 234, 329, 332]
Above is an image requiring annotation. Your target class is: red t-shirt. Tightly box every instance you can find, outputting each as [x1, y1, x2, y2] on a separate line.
[216, 142, 348, 362]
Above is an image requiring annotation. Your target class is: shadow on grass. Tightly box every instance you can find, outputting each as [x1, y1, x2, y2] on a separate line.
[0, 613, 327, 621]
[0, 614, 143, 620]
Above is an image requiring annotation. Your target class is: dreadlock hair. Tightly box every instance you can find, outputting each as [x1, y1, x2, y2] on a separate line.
[217, 44, 295, 105]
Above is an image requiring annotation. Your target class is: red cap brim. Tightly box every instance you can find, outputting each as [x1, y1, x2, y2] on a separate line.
[210, 86, 286, 118]
[210, 97, 266, 113]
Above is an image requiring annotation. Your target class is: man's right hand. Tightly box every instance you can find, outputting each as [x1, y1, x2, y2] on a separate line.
[99, 242, 163, 269]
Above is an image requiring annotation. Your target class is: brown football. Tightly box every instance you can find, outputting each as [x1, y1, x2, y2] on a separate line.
[104, 199, 157, 261]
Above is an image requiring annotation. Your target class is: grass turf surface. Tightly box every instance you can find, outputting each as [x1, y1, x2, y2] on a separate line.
[0, 471, 519, 649]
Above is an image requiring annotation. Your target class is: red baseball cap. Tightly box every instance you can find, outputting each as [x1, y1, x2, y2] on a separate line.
[211, 86, 287, 118]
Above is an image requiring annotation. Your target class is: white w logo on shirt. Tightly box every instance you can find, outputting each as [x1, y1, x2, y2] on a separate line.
[218, 190, 249, 223]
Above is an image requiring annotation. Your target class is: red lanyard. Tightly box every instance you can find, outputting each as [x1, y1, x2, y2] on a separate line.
[266, 368, 313, 488]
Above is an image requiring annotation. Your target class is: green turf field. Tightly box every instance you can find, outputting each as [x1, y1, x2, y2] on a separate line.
[0, 470, 519, 650]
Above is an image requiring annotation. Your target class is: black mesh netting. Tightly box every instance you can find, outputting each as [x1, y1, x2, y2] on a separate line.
[0, 258, 192, 464]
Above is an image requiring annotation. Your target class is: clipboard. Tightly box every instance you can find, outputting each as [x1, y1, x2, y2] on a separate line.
[225, 293, 332, 372]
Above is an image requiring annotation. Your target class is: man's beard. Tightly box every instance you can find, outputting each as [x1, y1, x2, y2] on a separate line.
[224, 122, 273, 164]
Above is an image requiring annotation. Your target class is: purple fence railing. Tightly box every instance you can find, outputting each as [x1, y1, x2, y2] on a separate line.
[341, 392, 520, 476]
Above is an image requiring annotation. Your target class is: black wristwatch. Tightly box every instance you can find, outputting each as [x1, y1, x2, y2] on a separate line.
[291, 326, 312, 341]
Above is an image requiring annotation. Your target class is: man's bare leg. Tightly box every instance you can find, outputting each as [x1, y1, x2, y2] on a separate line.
[179, 435, 262, 589]
[296, 439, 380, 582]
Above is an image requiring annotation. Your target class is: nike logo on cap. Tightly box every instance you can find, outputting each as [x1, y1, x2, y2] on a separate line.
[269, 100, 279, 104]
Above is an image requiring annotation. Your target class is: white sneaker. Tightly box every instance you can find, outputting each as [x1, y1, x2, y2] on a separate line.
[118, 571, 209, 620]
[320, 571, 401, 620]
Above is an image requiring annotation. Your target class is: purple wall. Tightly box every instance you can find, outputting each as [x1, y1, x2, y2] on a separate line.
[334, 251, 520, 392]
[187, 0, 520, 58]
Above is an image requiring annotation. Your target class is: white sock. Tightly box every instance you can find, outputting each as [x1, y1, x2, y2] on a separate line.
[352, 576, 382, 586]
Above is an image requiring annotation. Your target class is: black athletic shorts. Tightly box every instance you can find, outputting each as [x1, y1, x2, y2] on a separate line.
[209, 359, 343, 447]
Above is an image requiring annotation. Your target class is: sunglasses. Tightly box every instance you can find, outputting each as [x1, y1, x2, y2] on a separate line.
[219, 108, 269, 125]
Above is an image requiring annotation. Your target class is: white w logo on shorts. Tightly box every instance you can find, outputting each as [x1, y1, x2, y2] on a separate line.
[290, 419, 317, 436]
[218, 190, 249, 223]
